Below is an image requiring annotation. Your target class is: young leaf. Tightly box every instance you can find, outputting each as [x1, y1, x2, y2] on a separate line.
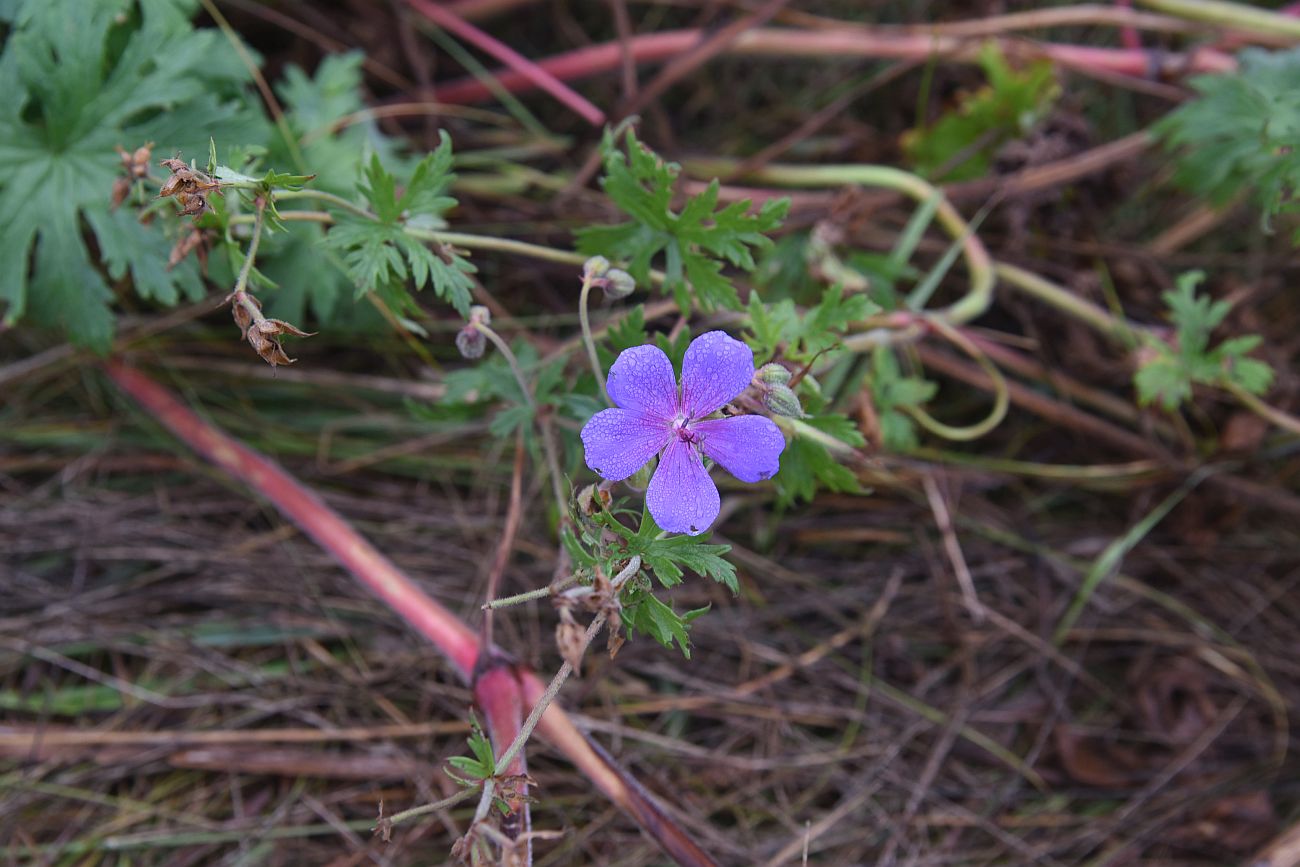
[576, 128, 788, 312]
[903, 43, 1060, 181]
[869, 347, 937, 451]
[1134, 271, 1275, 410]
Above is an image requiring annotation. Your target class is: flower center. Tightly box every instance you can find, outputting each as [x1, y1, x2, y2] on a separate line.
[671, 415, 698, 444]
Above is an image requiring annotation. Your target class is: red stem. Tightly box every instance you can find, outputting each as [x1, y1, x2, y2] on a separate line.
[431, 27, 1235, 106]
[405, 0, 605, 126]
[103, 360, 718, 867]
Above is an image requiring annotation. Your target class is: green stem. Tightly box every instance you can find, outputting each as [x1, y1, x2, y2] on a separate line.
[489, 556, 638, 777]
[686, 159, 995, 326]
[994, 262, 1135, 345]
[225, 206, 590, 266]
[482, 584, 561, 610]
[579, 278, 608, 400]
[1135, 0, 1300, 39]
[473, 322, 568, 515]
[229, 198, 269, 326]
[904, 318, 1010, 441]
[1224, 382, 1300, 437]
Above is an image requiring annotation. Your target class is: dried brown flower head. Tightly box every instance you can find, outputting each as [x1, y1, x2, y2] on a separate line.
[229, 292, 314, 368]
[158, 155, 222, 219]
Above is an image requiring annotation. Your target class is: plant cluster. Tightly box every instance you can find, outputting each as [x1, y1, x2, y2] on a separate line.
[5, 0, 1299, 861]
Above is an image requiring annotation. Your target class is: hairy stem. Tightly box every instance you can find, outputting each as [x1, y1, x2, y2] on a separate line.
[380, 785, 481, 834]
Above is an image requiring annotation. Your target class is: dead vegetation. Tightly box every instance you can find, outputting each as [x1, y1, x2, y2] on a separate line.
[2, 0, 1300, 864]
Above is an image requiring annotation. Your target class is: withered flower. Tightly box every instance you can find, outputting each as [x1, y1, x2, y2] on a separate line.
[112, 141, 155, 209]
[246, 317, 314, 368]
[118, 142, 154, 179]
[166, 225, 206, 272]
[554, 607, 588, 676]
[158, 155, 222, 220]
[229, 292, 314, 368]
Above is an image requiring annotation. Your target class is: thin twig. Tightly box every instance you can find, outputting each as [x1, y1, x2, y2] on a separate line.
[482, 429, 527, 650]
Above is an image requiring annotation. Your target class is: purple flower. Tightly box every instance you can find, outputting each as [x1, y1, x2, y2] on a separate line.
[581, 331, 786, 535]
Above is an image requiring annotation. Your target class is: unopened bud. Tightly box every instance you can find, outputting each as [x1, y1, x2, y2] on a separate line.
[755, 362, 791, 386]
[603, 268, 635, 299]
[762, 383, 804, 418]
[583, 255, 611, 281]
[456, 325, 486, 359]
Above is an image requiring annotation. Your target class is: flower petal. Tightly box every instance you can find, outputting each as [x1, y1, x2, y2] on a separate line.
[606, 344, 678, 419]
[680, 330, 755, 418]
[581, 408, 671, 481]
[695, 415, 786, 483]
[646, 437, 720, 536]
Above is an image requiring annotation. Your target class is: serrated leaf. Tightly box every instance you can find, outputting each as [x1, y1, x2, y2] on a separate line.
[85, 209, 202, 306]
[1133, 271, 1275, 411]
[1227, 357, 1275, 395]
[1157, 47, 1300, 224]
[576, 128, 787, 313]
[802, 413, 867, 449]
[0, 0, 256, 345]
[745, 284, 878, 364]
[640, 535, 738, 592]
[1135, 354, 1190, 410]
[623, 588, 695, 658]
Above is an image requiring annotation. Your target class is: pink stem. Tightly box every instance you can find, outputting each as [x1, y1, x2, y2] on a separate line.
[405, 0, 605, 126]
[103, 360, 718, 867]
[474, 660, 531, 855]
[1116, 0, 1142, 50]
[432, 27, 1236, 106]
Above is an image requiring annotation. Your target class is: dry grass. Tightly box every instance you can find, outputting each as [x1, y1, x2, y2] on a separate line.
[4, 0, 1300, 863]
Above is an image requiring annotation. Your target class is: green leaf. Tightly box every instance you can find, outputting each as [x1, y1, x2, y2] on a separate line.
[1133, 270, 1274, 410]
[324, 140, 473, 315]
[0, 0, 257, 345]
[623, 588, 701, 658]
[85, 209, 203, 306]
[773, 418, 864, 508]
[633, 532, 737, 592]
[1156, 47, 1300, 230]
[576, 128, 787, 312]
[869, 347, 937, 450]
[803, 412, 867, 449]
[903, 43, 1060, 181]
[745, 284, 878, 364]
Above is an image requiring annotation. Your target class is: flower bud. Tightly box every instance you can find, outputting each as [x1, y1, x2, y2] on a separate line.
[582, 255, 611, 282]
[762, 383, 804, 418]
[455, 325, 486, 359]
[467, 305, 491, 327]
[755, 362, 792, 386]
[602, 268, 635, 299]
